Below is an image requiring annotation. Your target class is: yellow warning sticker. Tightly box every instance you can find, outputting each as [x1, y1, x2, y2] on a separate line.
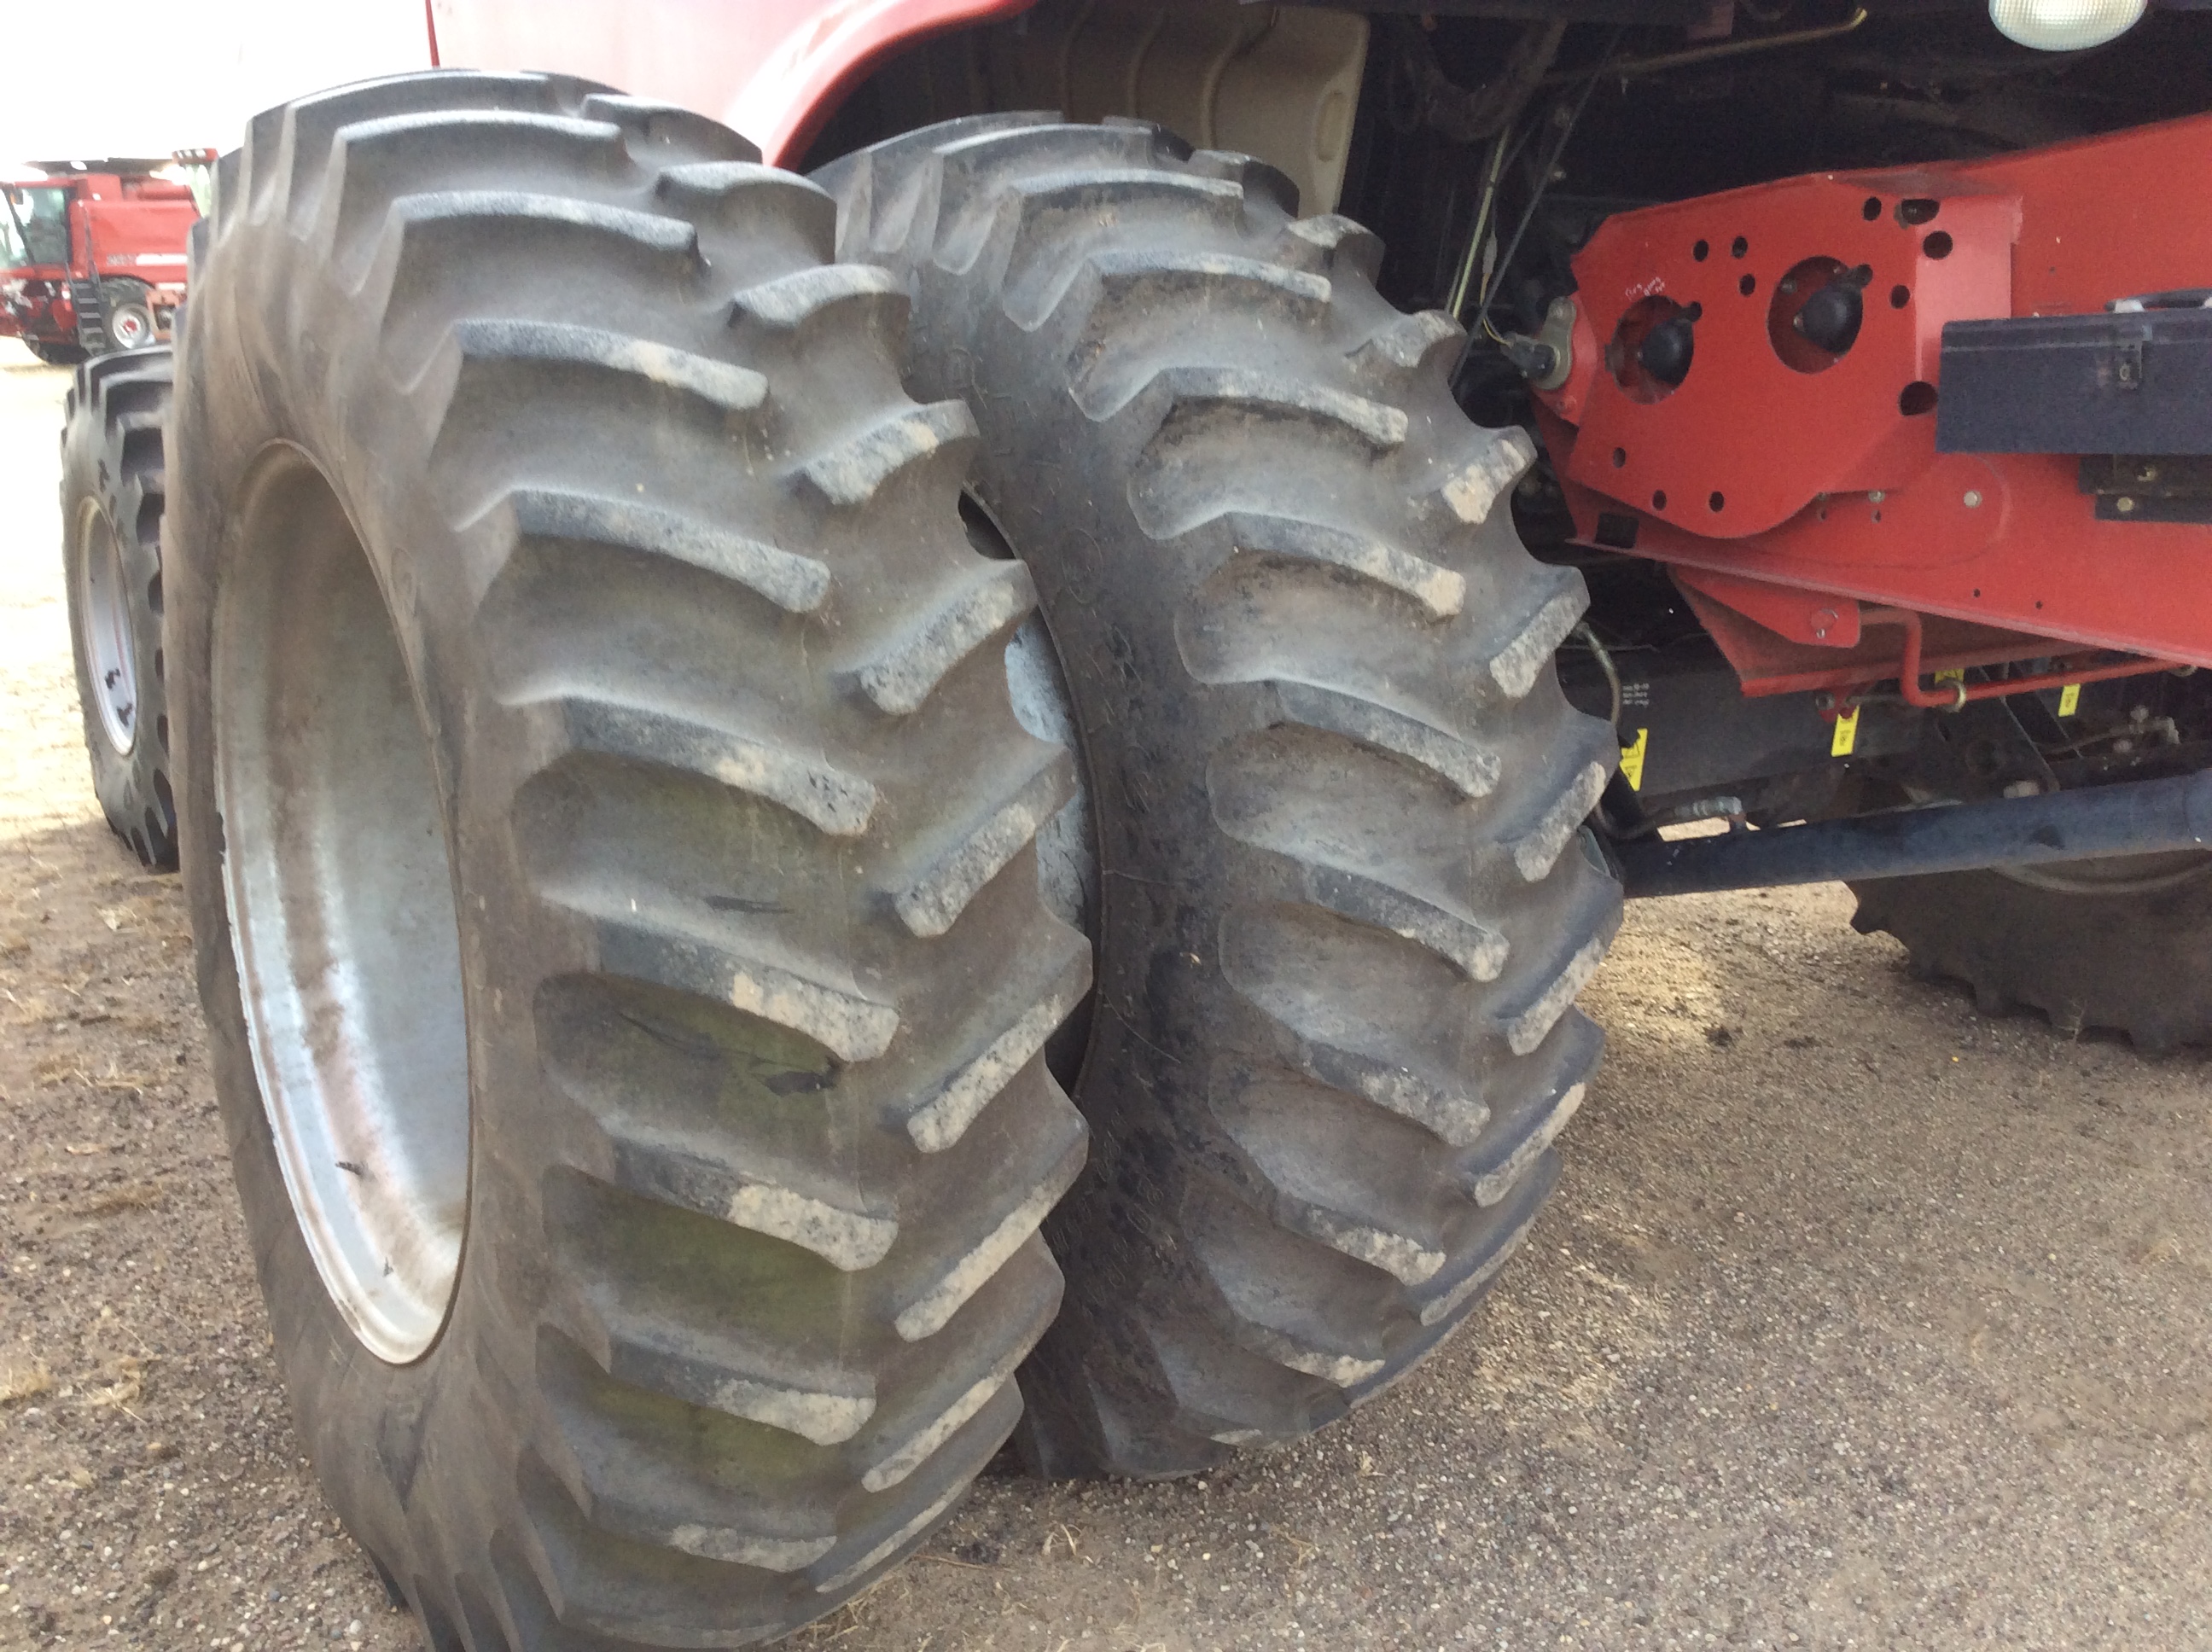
[1934, 667, 1965, 685]
[1831, 707, 1861, 757]
[2058, 682, 2081, 717]
[1620, 727, 1649, 791]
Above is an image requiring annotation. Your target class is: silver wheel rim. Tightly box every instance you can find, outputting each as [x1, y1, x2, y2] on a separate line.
[212, 450, 470, 1363]
[962, 495, 1098, 939]
[77, 502, 138, 756]
[1005, 614, 1097, 936]
[109, 305, 151, 349]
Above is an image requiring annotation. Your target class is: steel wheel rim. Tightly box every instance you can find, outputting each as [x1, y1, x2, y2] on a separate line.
[109, 306, 150, 349]
[78, 502, 138, 756]
[963, 496, 1098, 941]
[212, 448, 470, 1363]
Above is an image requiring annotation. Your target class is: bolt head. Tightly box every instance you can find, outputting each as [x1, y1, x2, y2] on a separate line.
[1963, 490, 1982, 509]
[2118, 496, 2138, 514]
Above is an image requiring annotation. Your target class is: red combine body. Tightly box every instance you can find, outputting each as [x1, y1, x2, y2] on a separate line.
[2, 157, 203, 364]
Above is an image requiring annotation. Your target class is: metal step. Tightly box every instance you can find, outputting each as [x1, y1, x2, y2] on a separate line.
[69, 279, 108, 352]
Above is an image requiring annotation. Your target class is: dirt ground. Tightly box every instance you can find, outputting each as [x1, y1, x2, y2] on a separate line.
[0, 336, 2206, 1652]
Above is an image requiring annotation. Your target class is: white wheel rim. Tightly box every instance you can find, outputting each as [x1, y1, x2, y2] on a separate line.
[78, 502, 139, 756]
[213, 450, 471, 1363]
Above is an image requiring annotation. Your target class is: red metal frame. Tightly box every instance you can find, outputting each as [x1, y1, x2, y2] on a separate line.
[430, 0, 1037, 163]
[1856, 608, 2178, 710]
[1536, 114, 2212, 680]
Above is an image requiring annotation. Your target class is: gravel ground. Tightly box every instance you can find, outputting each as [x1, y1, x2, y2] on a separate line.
[1, 338, 2207, 1652]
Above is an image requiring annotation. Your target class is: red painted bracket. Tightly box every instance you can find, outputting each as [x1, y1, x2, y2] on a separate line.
[1538, 114, 2212, 672]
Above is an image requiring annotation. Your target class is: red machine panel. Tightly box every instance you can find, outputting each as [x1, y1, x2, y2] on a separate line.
[1537, 115, 2212, 675]
[431, 0, 1034, 163]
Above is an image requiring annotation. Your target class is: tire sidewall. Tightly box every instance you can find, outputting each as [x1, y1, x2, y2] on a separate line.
[61, 444, 136, 822]
[168, 208, 514, 1599]
[61, 383, 171, 861]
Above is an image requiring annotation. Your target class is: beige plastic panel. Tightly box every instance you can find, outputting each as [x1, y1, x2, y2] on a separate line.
[978, 2, 1370, 216]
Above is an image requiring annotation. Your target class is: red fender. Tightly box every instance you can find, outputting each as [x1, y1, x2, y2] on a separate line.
[428, 0, 1035, 164]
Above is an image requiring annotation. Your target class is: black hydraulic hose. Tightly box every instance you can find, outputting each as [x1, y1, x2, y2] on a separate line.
[1467, 30, 1621, 346]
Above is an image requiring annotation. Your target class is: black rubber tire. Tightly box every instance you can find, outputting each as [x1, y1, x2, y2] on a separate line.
[100, 277, 158, 351]
[169, 73, 1090, 1646]
[821, 116, 1624, 1479]
[27, 336, 90, 365]
[60, 344, 178, 869]
[1851, 855, 2212, 1052]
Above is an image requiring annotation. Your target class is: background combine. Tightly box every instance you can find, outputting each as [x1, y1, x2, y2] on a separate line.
[3, 154, 204, 363]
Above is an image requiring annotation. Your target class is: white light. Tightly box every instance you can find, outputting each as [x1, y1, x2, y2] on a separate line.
[1990, 0, 2149, 49]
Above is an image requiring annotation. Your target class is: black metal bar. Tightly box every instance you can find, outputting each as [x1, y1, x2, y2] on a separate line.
[1936, 307, 2212, 457]
[1618, 768, 2212, 898]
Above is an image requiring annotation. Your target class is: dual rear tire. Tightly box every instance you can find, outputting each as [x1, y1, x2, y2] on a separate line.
[148, 71, 2209, 1652]
[61, 345, 178, 868]
[820, 115, 1624, 1478]
[168, 76, 1623, 1648]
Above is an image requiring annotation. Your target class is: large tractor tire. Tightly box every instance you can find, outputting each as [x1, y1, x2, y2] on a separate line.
[61, 344, 177, 869]
[1851, 854, 2212, 1052]
[822, 116, 1624, 1479]
[168, 73, 1089, 1646]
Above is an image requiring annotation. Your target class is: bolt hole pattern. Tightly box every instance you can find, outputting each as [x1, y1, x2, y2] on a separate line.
[1693, 238, 1710, 262]
[1899, 381, 1939, 416]
[1862, 195, 1883, 222]
[1653, 489, 1668, 510]
[1731, 236, 1749, 259]
[1890, 284, 1911, 309]
[1897, 198, 1941, 227]
[1923, 230, 1954, 260]
[1739, 273, 1757, 297]
[1612, 446, 1627, 468]
[1708, 492, 1726, 513]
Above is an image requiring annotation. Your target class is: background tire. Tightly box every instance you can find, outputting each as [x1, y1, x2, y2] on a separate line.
[61, 344, 177, 869]
[27, 337, 91, 365]
[823, 116, 1624, 1479]
[170, 73, 1088, 1646]
[101, 278, 157, 351]
[1851, 855, 2212, 1052]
